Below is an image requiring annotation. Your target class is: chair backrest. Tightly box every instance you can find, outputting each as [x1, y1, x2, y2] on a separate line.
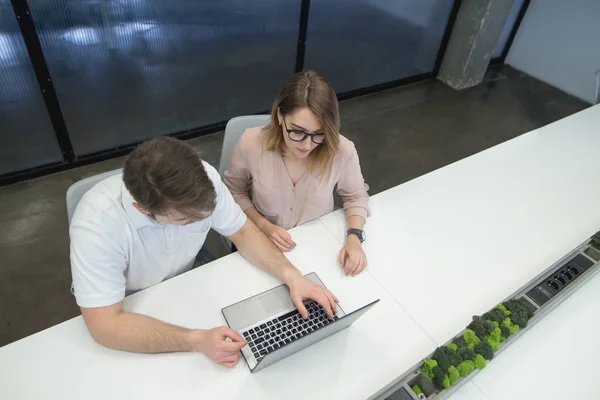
[66, 168, 122, 225]
[219, 115, 271, 177]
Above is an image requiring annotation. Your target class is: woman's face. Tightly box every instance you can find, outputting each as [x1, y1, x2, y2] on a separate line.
[279, 107, 324, 160]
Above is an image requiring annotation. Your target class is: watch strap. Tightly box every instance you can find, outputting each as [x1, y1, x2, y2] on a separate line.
[347, 229, 364, 243]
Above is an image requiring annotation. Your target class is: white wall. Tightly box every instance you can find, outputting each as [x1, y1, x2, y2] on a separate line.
[506, 0, 600, 104]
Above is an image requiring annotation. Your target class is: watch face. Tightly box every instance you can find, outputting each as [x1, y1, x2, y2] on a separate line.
[362, 230, 366, 242]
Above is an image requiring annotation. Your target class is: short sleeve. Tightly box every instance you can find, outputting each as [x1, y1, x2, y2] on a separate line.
[204, 162, 247, 237]
[70, 212, 127, 308]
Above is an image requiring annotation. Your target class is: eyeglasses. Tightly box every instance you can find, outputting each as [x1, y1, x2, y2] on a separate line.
[282, 116, 326, 144]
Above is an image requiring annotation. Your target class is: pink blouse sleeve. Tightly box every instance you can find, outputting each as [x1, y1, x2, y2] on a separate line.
[336, 143, 370, 221]
[223, 132, 255, 212]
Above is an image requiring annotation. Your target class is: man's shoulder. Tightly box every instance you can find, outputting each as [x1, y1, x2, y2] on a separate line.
[71, 174, 127, 231]
[201, 161, 245, 227]
[201, 161, 222, 184]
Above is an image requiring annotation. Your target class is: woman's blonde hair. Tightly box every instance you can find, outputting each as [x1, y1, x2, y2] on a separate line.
[262, 70, 340, 176]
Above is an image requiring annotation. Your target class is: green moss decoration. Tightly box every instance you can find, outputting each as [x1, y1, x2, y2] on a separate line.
[456, 360, 475, 377]
[473, 354, 487, 370]
[463, 329, 481, 350]
[422, 358, 438, 381]
[411, 385, 422, 395]
[448, 366, 460, 385]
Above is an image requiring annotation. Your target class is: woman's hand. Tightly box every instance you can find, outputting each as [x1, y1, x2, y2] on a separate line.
[261, 221, 297, 252]
[339, 235, 367, 276]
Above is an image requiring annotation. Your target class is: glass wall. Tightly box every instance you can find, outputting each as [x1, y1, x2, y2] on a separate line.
[493, 0, 526, 58]
[304, 0, 455, 93]
[1, 0, 458, 180]
[0, 0, 61, 175]
[27, 0, 301, 156]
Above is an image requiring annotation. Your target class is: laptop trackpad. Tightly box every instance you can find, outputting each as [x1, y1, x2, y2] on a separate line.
[222, 273, 325, 331]
[259, 287, 295, 315]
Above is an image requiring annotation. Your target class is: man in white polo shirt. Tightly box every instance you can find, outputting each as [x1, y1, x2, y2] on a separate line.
[70, 136, 338, 368]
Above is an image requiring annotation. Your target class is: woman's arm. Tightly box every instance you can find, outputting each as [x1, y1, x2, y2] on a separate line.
[243, 205, 270, 230]
[223, 132, 296, 252]
[244, 206, 296, 252]
[347, 215, 366, 231]
[336, 143, 370, 276]
[223, 133, 255, 212]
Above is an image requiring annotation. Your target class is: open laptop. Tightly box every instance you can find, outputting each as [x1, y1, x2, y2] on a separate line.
[222, 272, 379, 373]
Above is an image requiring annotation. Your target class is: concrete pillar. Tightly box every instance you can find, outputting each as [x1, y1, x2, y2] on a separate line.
[438, 0, 515, 90]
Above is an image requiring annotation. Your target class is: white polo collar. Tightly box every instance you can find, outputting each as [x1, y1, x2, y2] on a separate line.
[120, 184, 157, 230]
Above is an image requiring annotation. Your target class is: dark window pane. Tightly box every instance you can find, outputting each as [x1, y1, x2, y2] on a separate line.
[0, 1, 61, 175]
[28, 1, 300, 156]
[304, 0, 455, 93]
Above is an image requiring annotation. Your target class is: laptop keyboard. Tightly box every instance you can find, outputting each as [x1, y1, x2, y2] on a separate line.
[242, 301, 339, 363]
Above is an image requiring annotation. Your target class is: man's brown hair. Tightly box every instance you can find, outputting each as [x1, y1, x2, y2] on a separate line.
[123, 136, 216, 218]
[262, 70, 340, 176]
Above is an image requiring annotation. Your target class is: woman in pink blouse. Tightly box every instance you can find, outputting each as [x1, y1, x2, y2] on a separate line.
[224, 71, 370, 276]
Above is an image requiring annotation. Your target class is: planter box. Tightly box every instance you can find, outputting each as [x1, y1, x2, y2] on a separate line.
[373, 237, 600, 400]
[408, 372, 437, 398]
[585, 246, 600, 262]
[419, 311, 530, 399]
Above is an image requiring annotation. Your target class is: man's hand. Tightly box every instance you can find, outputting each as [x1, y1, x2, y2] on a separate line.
[286, 272, 339, 320]
[230, 219, 339, 320]
[191, 327, 247, 368]
[261, 222, 296, 252]
[339, 235, 367, 277]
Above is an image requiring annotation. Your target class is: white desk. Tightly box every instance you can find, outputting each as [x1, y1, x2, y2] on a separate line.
[444, 382, 490, 400]
[3, 106, 599, 400]
[471, 269, 600, 400]
[320, 104, 600, 346]
[0, 220, 436, 400]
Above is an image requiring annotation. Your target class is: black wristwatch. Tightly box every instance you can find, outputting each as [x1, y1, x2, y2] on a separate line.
[347, 229, 366, 243]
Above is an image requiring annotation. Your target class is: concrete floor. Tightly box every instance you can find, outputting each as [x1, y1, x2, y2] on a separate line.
[0, 66, 589, 347]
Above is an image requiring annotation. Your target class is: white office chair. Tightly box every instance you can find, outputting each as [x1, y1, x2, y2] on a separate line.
[218, 115, 271, 252]
[66, 168, 122, 225]
[218, 115, 271, 177]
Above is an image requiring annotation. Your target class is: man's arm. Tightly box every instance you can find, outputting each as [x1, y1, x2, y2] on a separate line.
[70, 214, 246, 365]
[243, 205, 270, 231]
[81, 301, 196, 353]
[228, 218, 338, 319]
[244, 206, 296, 252]
[81, 301, 246, 367]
